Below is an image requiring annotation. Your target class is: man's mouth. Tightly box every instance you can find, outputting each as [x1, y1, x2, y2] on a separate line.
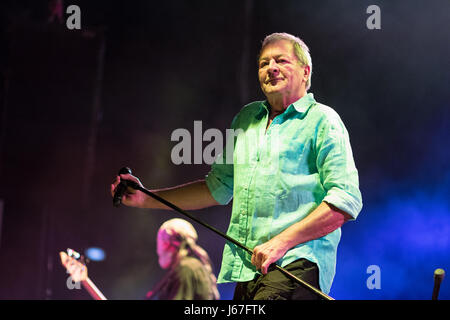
[267, 78, 283, 84]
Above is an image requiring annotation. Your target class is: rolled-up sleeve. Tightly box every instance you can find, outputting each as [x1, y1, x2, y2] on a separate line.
[205, 162, 233, 205]
[315, 112, 363, 219]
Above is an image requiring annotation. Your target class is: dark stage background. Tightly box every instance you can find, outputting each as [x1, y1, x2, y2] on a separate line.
[0, 0, 448, 300]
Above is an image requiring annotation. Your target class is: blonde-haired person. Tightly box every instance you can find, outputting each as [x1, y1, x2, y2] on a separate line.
[145, 218, 219, 300]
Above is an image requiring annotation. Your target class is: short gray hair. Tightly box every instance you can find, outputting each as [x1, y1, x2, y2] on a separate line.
[259, 32, 313, 90]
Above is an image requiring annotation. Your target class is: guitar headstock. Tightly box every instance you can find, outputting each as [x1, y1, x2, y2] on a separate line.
[59, 248, 89, 282]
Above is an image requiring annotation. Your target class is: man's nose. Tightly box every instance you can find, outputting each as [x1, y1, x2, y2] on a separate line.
[268, 60, 279, 74]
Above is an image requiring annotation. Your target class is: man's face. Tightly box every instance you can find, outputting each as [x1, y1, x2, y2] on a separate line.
[258, 40, 309, 99]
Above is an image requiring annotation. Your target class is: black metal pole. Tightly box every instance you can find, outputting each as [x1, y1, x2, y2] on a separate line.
[118, 179, 334, 300]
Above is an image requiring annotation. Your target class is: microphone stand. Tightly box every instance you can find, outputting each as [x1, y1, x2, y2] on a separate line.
[118, 179, 334, 301]
[432, 268, 445, 300]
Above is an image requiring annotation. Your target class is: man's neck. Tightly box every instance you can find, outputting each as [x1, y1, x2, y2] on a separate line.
[267, 91, 306, 118]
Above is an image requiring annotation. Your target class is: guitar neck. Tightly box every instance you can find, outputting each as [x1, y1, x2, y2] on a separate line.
[81, 278, 107, 300]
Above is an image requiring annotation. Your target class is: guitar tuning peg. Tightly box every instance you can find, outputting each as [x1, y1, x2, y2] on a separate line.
[67, 248, 81, 259]
[79, 255, 91, 265]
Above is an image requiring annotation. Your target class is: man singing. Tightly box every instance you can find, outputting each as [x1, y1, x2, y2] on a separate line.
[112, 32, 362, 300]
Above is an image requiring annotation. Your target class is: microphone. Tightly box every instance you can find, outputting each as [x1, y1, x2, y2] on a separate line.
[432, 268, 445, 300]
[113, 167, 132, 207]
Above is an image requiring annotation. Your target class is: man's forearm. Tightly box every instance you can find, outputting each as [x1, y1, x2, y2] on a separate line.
[277, 201, 351, 249]
[251, 201, 352, 273]
[142, 179, 220, 211]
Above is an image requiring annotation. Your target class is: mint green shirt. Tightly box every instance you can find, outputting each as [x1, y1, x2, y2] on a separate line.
[205, 93, 362, 294]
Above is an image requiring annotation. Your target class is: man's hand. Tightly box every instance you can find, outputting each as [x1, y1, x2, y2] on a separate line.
[111, 173, 147, 208]
[251, 236, 290, 274]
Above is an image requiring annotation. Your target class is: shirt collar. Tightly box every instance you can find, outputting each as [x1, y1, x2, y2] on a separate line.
[291, 92, 316, 113]
[259, 92, 316, 117]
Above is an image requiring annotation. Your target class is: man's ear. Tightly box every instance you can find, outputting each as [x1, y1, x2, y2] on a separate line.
[303, 65, 311, 83]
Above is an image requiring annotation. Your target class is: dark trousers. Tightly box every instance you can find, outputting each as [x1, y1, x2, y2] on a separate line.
[233, 258, 320, 300]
